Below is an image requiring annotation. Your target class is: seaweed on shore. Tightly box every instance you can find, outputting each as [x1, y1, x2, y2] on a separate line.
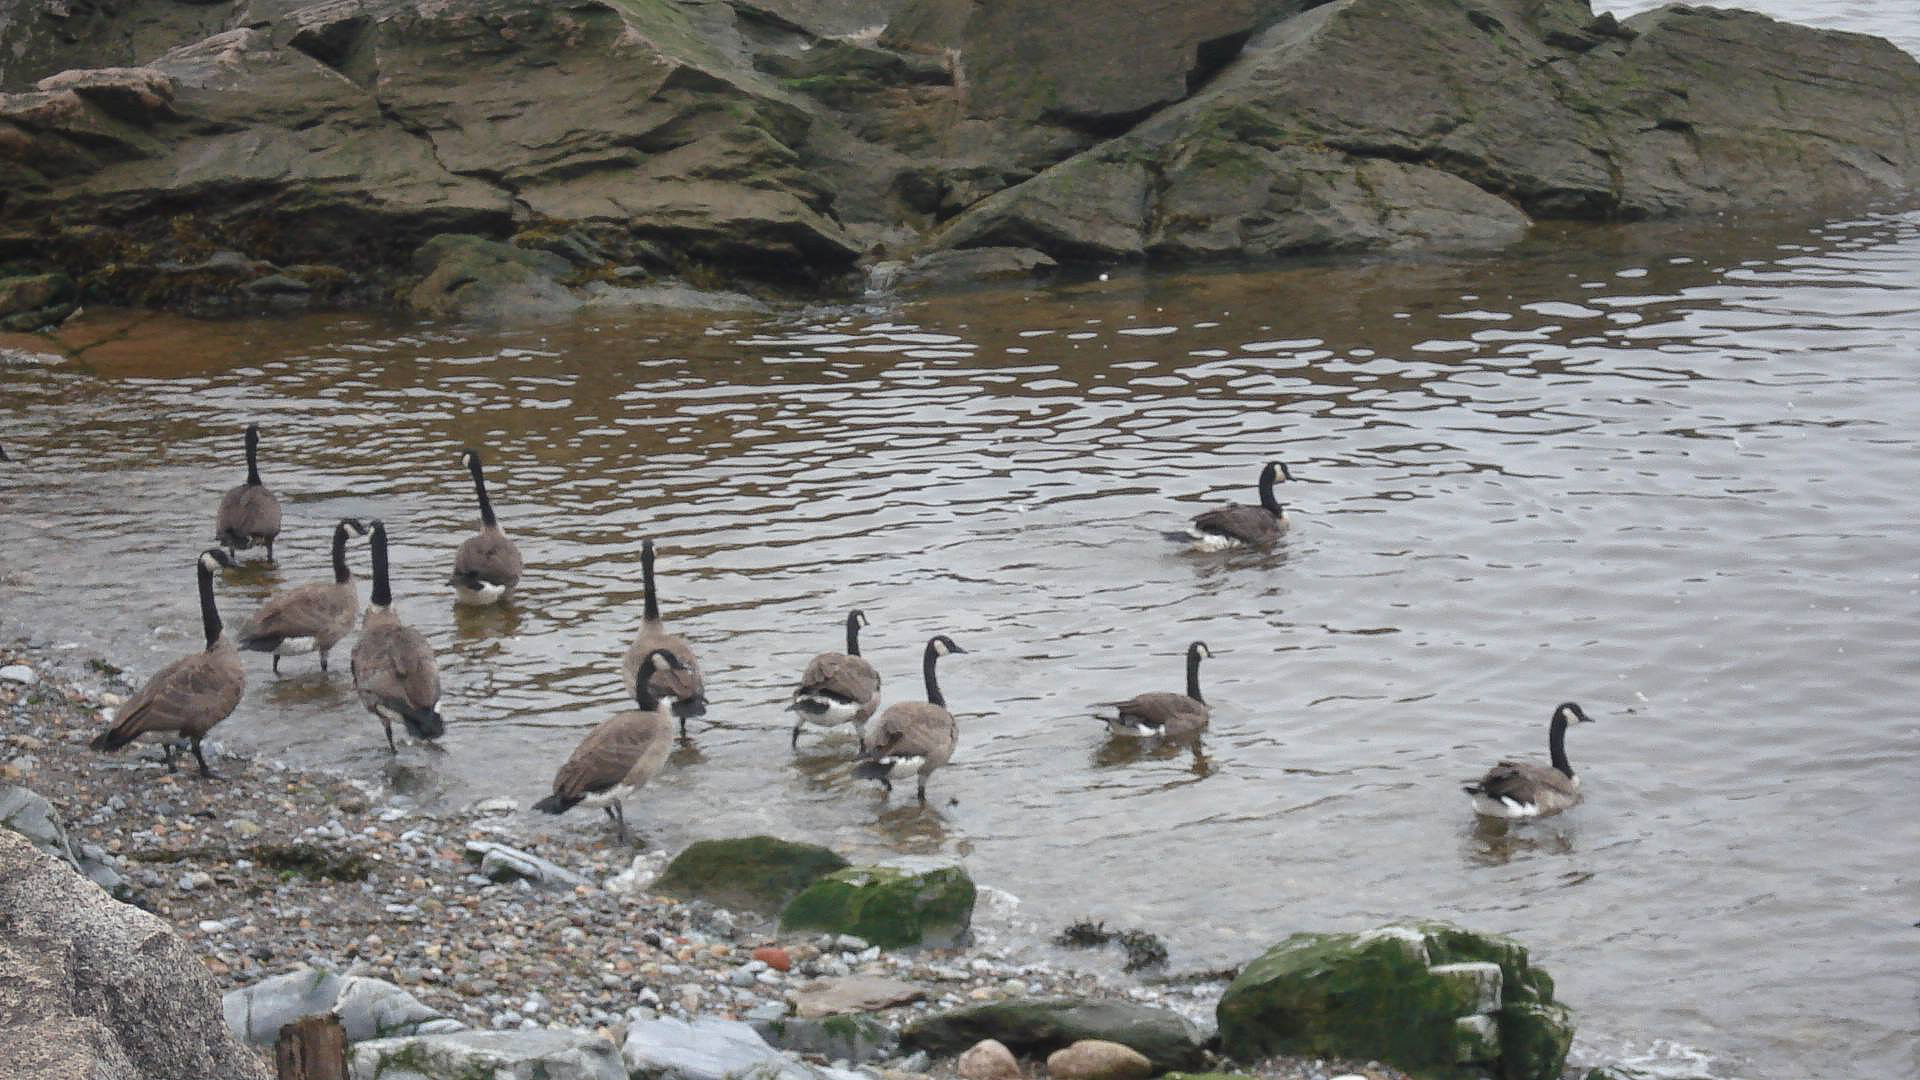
[1055, 918, 1115, 947]
[1054, 918, 1168, 970]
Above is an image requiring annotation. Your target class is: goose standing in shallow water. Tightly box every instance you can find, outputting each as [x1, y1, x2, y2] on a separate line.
[89, 549, 243, 778]
[351, 521, 445, 752]
[236, 517, 367, 674]
[1170, 461, 1293, 548]
[621, 539, 708, 733]
[214, 423, 283, 561]
[1463, 702, 1595, 819]
[536, 649, 694, 844]
[1095, 640, 1213, 741]
[450, 449, 523, 606]
[789, 609, 881, 747]
[855, 635, 966, 802]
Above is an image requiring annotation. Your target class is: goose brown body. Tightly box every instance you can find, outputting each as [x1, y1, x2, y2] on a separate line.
[621, 539, 707, 731]
[237, 518, 365, 674]
[1463, 702, 1594, 819]
[1179, 462, 1292, 548]
[1097, 641, 1212, 741]
[351, 521, 444, 751]
[214, 423, 282, 560]
[89, 550, 243, 778]
[790, 610, 881, 746]
[450, 449, 523, 605]
[855, 635, 965, 802]
[537, 649, 696, 843]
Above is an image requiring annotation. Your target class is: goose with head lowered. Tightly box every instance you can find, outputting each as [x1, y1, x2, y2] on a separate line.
[351, 521, 445, 752]
[1168, 461, 1293, 549]
[89, 549, 243, 779]
[789, 609, 881, 748]
[236, 517, 368, 675]
[854, 635, 966, 802]
[214, 422, 283, 561]
[450, 448, 523, 606]
[1463, 702, 1596, 819]
[535, 648, 695, 844]
[1095, 640, 1213, 741]
[621, 539, 707, 733]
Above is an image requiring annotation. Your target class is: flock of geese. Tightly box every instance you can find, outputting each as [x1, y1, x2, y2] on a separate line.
[80, 424, 1598, 844]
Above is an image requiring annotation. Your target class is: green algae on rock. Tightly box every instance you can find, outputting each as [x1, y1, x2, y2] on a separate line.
[779, 863, 975, 948]
[652, 836, 848, 915]
[1215, 922, 1572, 1080]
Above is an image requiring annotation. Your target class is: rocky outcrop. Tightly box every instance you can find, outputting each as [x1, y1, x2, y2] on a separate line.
[0, 0, 1915, 317]
[901, 998, 1207, 1073]
[0, 828, 269, 1080]
[1215, 922, 1573, 1080]
[0, 783, 131, 898]
[350, 1029, 626, 1080]
[652, 835, 849, 914]
[223, 968, 464, 1047]
[780, 863, 976, 948]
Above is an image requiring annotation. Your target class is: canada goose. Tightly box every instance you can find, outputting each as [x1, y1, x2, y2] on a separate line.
[1095, 640, 1213, 740]
[789, 609, 882, 747]
[214, 423, 283, 560]
[450, 449, 523, 605]
[1168, 461, 1293, 548]
[621, 539, 707, 733]
[854, 635, 966, 802]
[237, 517, 367, 674]
[1463, 702, 1596, 819]
[89, 549, 244, 778]
[535, 648, 693, 844]
[351, 521, 445, 752]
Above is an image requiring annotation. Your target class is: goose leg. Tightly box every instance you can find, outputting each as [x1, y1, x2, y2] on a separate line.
[319, 650, 329, 673]
[605, 801, 632, 845]
[790, 721, 804, 748]
[264, 538, 275, 562]
[383, 718, 397, 753]
[271, 655, 281, 676]
[158, 740, 181, 772]
[191, 736, 220, 780]
[916, 777, 928, 803]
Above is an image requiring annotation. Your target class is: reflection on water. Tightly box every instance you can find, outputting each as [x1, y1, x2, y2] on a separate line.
[5, 212, 1920, 1080]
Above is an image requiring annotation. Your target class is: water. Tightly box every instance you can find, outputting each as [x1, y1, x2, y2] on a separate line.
[6, 4, 1920, 1076]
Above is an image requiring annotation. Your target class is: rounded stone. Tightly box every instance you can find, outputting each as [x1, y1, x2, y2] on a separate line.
[957, 1037, 1021, 1080]
[1045, 1040, 1150, 1080]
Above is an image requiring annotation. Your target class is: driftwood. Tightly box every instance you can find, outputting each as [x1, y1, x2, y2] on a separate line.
[274, 1013, 347, 1080]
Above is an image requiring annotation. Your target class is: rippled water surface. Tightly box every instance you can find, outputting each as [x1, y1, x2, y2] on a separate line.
[6, 211, 1917, 1079]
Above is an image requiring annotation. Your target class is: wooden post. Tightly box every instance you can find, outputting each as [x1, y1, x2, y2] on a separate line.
[274, 1013, 348, 1080]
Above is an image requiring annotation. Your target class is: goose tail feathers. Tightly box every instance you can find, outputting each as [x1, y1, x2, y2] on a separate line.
[532, 793, 580, 815]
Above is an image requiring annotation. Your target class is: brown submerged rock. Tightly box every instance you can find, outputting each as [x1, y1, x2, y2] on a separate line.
[1045, 1039, 1152, 1080]
[0, 829, 270, 1080]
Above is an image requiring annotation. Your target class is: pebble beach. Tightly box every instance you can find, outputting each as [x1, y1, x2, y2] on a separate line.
[0, 639, 1413, 1080]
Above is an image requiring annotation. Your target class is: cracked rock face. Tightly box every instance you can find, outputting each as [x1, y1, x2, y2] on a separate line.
[0, 0, 1915, 316]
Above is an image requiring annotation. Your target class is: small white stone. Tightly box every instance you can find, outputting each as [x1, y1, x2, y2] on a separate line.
[0, 665, 37, 686]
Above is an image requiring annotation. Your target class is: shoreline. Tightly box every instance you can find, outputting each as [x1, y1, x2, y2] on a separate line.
[1, 637, 1424, 1080]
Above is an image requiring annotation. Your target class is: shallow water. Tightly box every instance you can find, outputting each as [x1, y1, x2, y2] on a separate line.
[6, 211, 1917, 1079]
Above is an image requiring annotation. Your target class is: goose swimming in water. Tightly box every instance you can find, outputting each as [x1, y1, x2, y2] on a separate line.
[1463, 702, 1595, 819]
[1168, 462, 1293, 549]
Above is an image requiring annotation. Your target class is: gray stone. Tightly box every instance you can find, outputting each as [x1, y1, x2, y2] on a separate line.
[791, 975, 926, 1019]
[223, 968, 462, 1046]
[0, 829, 268, 1079]
[754, 1012, 897, 1063]
[901, 998, 1205, 1073]
[1, 783, 130, 899]
[622, 1015, 859, 1080]
[464, 840, 591, 890]
[350, 1029, 624, 1080]
[0, 663, 38, 684]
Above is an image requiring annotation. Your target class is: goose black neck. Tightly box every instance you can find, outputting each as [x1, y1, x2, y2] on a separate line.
[633, 678, 663, 712]
[244, 425, 262, 486]
[1259, 465, 1283, 515]
[1548, 711, 1574, 778]
[370, 525, 392, 608]
[846, 612, 863, 657]
[1186, 647, 1205, 703]
[469, 457, 496, 528]
[198, 559, 222, 648]
[331, 523, 352, 584]
[641, 541, 660, 623]
[923, 641, 947, 709]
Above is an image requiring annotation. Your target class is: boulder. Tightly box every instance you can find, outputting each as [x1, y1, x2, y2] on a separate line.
[955, 1038, 1020, 1080]
[652, 836, 848, 914]
[780, 864, 976, 948]
[410, 236, 581, 321]
[1045, 1040, 1152, 1080]
[870, 247, 1057, 293]
[622, 1015, 854, 1080]
[349, 1029, 624, 1080]
[754, 1012, 898, 1064]
[935, 0, 1920, 264]
[0, 829, 269, 1080]
[0, 272, 77, 331]
[461, 838, 592, 889]
[1215, 922, 1573, 1080]
[790, 975, 927, 1019]
[901, 999, 1205, 1073]
[224, 968, 463, 1046]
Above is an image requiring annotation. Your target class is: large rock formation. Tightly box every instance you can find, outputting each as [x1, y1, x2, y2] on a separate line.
[0, 828, 270, 1080]
[0, 0, 1915, 321]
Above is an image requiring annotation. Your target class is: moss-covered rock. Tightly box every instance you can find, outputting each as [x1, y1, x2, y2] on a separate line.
[779, 864, 975, 948]
[901, 998, 1206, 1072]
[0, 272, 77, 330]
[652, 836, 848, 915]
[1215, 923, 1573, 1080]
[753, 1012, 897, 1063]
